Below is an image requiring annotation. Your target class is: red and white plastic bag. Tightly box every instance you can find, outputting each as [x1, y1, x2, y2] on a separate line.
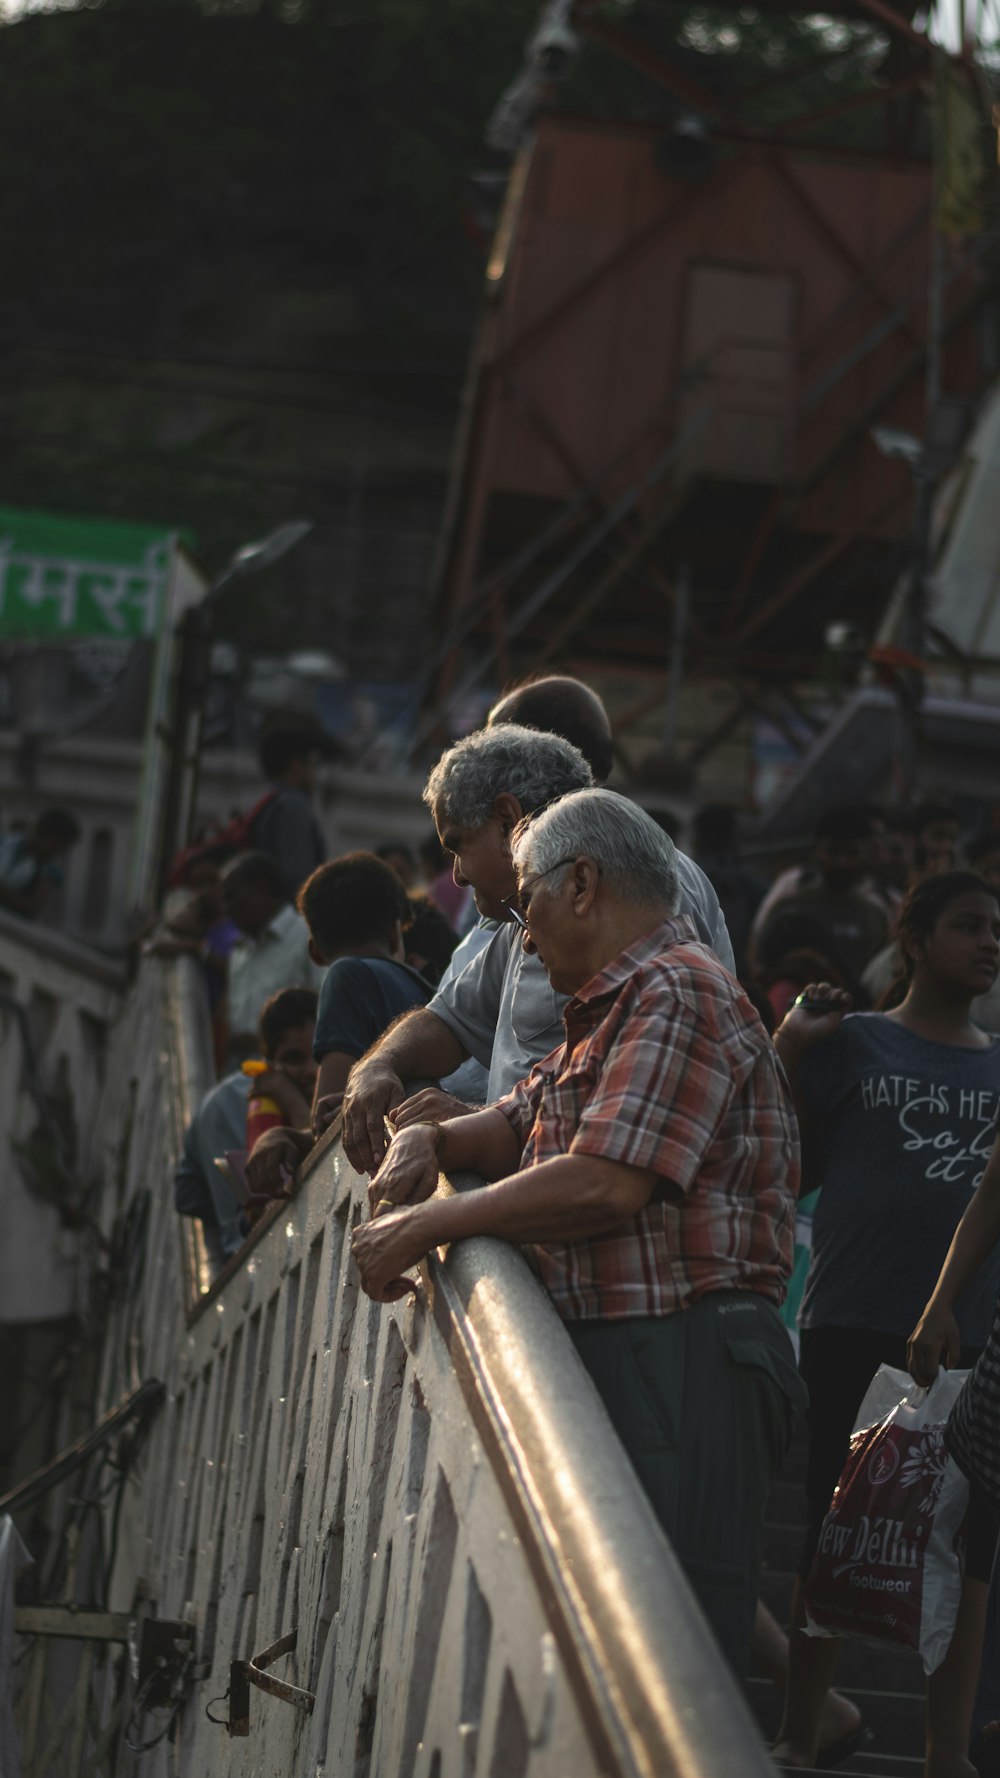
[804, 1363, 970, 1674]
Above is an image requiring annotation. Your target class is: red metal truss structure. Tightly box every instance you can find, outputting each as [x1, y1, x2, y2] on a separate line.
[422, 0, 995, 739]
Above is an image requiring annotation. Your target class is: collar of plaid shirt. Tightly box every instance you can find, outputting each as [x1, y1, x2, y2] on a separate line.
[501, 909, 798, 1321]
[567, 911, 700, 1012]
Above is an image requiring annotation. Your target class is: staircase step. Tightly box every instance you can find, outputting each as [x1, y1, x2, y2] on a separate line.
[747, 1678, 923, 1760]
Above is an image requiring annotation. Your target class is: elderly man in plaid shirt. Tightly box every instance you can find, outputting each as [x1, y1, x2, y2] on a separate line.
[353, 787, 805, 1675]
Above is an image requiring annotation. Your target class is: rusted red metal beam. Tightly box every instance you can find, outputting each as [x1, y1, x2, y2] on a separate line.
[795, 278, 983, 499]
[772, 68, 925, 138]
[572, 5, 739, 125]
[730, 489, 909, 646]
[511, 384, 713, 648]
[767, 156, 925, 355]
[849, 0, 929, 50]
[723, 490, 784, 630]
[731, 43, 869, 105]
[547, 108, 932, 169]
[493, 158, 741, 379]
[533, 481, 682, 668]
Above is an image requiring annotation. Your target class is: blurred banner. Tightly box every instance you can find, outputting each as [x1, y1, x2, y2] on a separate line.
[0, 508, 176, 641]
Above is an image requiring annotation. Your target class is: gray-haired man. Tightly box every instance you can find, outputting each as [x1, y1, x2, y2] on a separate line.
[352, 789, 802, 1676]
[341, 724, 735, 1175]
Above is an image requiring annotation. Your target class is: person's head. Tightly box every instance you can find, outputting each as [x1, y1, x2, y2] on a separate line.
[509, 788, 679, 994]
[297, 851, 410, 964]
[402, 890, 458, 985]
[910, 799, 961, 873]
[895, 870, 1000, 1002]
[31, 809, 82, 861]
[967, 832, 1000, 895]
[423, 723, 592, 921]
[222, 852, 287, 937]
[258, 987, 319, 1094]
[258, 723, 323, 794]
[487, 674, 614, 783]
[812, 806, 876, 893]
[375, 842, 418, 891]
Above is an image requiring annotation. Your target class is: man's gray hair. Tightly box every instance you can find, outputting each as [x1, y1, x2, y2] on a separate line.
[512, 789, 680, 911]
[423, 722, 592, 829]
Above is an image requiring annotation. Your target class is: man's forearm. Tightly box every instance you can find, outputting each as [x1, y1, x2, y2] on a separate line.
[423, 1152, 654, 1247]
[358, 1007, 468, 1083]
[437, 1107, 522, 1182]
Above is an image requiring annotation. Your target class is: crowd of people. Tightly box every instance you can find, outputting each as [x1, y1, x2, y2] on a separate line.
[158, 686, 1000, 1778]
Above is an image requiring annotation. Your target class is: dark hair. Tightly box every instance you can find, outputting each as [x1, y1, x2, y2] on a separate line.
[403, 891, 457, 986]
[488, 674, 614, 783]
[259, 723, 323, 780]
[222, 851, 287, 900]
[297, 851, 408, 956]
[36, 808, 82, 846]
[893, 870, 997, 988]
[259, 987, 318, 1056]
[814, 806, 875, 844]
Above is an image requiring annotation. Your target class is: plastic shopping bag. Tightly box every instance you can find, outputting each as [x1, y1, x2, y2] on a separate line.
[804, 1363, 970, 1674]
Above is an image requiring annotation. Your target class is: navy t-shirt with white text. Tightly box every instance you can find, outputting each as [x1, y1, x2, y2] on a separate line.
[799, 1013, 1000, 1345]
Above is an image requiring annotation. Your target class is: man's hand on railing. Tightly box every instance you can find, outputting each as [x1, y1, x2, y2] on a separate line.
[341, 1062, 406, 1176]
[392, 1087, 477, 1129]
[245, 1127, 311, 1199]
[352, 1204, 424, 1303]
[367, 1124, 442, 1219]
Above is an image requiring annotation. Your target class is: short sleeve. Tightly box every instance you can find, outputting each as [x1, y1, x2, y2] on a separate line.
[494, 1066, 547, 1148]
[568, 997, 733, 1194]
[313, 959, 385, 1062]
[429, 924, 514, 1070]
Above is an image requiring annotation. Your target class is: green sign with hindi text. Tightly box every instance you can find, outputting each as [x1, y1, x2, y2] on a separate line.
[0, 507, 176, 641]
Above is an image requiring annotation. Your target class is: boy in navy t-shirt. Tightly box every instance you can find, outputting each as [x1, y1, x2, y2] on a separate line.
[246, 853, 431, 1192]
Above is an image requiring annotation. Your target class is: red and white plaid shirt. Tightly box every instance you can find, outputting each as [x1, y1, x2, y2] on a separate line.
[495, 914, 799, 1321]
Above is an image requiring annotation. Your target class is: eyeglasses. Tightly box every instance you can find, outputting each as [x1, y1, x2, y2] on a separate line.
[503, 857, 577, 930]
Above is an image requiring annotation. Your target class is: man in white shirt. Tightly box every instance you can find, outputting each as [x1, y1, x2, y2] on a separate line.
[223, 853, 324, 1058]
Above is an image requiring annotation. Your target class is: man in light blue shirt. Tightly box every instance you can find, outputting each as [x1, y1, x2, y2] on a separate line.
[341, 716, 734, 1176]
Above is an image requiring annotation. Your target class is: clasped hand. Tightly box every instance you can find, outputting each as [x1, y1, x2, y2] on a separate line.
[351, 1125, 442, 1302]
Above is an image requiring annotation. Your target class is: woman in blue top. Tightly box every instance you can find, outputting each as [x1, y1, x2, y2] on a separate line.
[772, 871, 1000, 1777]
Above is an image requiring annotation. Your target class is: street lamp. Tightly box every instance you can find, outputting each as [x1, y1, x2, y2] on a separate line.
[156, 520, 314, 899]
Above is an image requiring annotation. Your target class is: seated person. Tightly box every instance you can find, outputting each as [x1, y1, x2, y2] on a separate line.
[0, 809, 81, 921]
[352, 788, 803, 1679]
[175, 987, 320, 1265]
[246, 853, 431, 1188]
[222, 851, 323, 1061]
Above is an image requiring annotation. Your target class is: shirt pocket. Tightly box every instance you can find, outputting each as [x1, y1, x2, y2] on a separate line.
[510, 962, 564, 1045]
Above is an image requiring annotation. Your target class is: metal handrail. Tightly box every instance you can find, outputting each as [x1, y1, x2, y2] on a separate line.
[161, 957, 776, 1777]
[428, 1197, 775, 1778]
